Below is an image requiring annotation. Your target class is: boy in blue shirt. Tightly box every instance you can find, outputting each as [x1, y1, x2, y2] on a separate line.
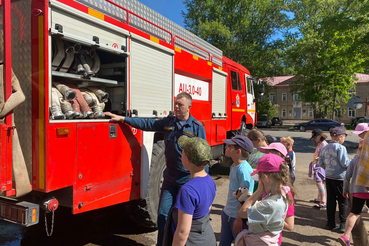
[219, 135, 254, 246]
[318, 127, 350, 232]
[164, 136, 216, 246]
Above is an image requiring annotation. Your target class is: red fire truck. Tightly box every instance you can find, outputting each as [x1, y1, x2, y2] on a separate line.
[0, 0, 262, 231]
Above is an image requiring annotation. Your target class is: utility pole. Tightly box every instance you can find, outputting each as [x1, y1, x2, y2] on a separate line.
[364, 97, 369, 119]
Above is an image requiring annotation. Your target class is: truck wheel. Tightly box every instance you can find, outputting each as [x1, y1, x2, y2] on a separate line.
[127, 140, 166, 228]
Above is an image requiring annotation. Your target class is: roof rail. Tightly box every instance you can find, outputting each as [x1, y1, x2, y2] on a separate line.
[174, 35, 210, 61]
[105, 0, 173, 45]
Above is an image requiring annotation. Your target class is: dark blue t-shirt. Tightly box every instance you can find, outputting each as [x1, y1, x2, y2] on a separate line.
[174, 174, 216, 219]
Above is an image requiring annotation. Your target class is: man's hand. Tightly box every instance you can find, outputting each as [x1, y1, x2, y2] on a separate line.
[104, 112, 125, 123]
[233, 216, 243, 234]
[343, 192, 349, 199]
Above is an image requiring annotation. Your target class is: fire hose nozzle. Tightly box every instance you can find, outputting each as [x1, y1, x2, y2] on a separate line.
[76, 64, 85, 75]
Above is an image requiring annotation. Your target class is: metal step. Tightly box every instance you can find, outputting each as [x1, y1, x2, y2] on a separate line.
[74, 0, 223, 65]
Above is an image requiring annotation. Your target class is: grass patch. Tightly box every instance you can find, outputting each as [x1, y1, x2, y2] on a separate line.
[345, 124, 354, 130]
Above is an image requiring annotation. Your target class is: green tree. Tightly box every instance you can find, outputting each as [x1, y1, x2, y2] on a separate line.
[286, 0, 369, 118]
[182, 0, 294, 78]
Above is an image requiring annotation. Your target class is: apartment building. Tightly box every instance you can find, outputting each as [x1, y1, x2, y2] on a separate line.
[266, 73, 369, 124]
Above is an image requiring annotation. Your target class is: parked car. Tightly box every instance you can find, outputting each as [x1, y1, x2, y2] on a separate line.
[271, 117, 283, 126]
[351, 116, 365, 127]
[294, 118, 344, 132]
[355, 117, 369, 126]
[256, 115, 272, 128]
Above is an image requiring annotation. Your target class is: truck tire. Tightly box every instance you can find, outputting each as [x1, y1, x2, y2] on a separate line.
[127, 140, 166, 229]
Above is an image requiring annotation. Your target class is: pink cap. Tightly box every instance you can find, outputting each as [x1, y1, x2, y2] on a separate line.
[259, 142, 287, 157]
[250, 153, 285, 177]
[352, 123, 369, 135]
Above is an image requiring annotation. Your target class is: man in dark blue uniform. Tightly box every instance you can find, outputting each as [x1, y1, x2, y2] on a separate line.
[104, 92, 206, 246]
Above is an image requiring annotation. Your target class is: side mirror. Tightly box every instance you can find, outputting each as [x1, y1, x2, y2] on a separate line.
[259, 82, 265, 96]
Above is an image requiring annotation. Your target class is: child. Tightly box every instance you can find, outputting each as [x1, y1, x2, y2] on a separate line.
[352, 123, 369, 212]
[164, 136, 216, 246]
[280, 136, 296, 184]
[219, 135, 255, 246]
[308, 128, 328, 210]
[235, 153, 291, 246]
[258, 142, 295, 179]
[318, 127, 350, 232]
[259, 142, 287, 158]
[352, 123, 369, 139]
[338, 139, 368, 246]
[247, 129, 268, 169]
[258, 143, 295, 245]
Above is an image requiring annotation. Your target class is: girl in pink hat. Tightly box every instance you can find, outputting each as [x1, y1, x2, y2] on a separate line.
[235, 153, 293, 246]
[258, 144, 295, 245]
[258, 143, 294, 183]
[352, 123, 369, 139]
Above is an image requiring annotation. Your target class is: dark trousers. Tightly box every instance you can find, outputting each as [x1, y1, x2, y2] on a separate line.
[157, 178, 185, 246]
[325, 178, 348, 225]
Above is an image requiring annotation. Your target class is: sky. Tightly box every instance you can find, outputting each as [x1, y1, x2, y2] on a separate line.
[137, 0, 186, 27]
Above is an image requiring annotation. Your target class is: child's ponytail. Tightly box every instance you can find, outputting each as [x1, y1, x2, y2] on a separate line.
[279, 161, 294, 206]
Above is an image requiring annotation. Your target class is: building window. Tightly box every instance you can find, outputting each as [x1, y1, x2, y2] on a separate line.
[334, 109, 342, 117]
[282, 93, 287, 101]
[282, 109, 287, 117]
[348, 88, 356, 97]
[270, 93, 276, 102]
[308, 108, 313, 118]
[293, 93, 300, 101]
[348, 108, 356, 118]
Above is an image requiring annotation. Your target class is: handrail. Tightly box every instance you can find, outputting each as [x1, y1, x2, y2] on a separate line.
[105, 0, 173, 45]
[174, 35, 210, 61]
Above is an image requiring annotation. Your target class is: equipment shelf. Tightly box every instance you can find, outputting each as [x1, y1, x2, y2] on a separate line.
[51, 71, 118, 85]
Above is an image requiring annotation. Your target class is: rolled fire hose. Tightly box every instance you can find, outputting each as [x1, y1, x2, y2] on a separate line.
[53, 87, 76, 119]
[58, 42, 75, 73]
[0, 65, 32, 197]
[87, 86, 109, 103]
[80, 88, 97, 107]
[53, 82, 76, 101]
[100, 102, 105, 110]
[80, 88, 105, 118]
[65, 83, 93, 118]
[51, 38, 65, 71]
[90, 49, 101, 74]
[70, 99, 83, 118]
[51, 88, 66, 120]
